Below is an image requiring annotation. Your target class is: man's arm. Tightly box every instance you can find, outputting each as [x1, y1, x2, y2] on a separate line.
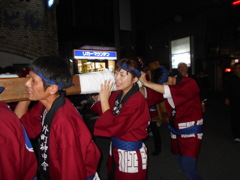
[140, 72, 165, 94]
[14, 101, 31, 118]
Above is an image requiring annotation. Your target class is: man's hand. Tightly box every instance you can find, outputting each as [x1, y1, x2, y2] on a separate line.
[139, 71, 148, 86]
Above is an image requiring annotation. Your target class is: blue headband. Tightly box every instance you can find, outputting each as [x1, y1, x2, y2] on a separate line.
[0, 87, 5, 94]
[33, 70, 64, 90]
[120, 63, 141, 78]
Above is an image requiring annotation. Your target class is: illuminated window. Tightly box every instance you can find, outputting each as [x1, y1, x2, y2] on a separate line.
[170, 37, 191, 69]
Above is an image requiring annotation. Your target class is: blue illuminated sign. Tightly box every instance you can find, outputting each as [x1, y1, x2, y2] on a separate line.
[74, 49, 117, 60]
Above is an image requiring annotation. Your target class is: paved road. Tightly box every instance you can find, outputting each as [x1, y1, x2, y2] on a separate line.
[91, 94, 240, 180]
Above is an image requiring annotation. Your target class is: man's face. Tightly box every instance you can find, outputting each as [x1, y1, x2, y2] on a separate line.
[25, 71, 50, 101]
[178, 64, 188, 77]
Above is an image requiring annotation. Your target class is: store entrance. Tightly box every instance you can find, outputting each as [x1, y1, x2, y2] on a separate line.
[77, 59, 115, 73]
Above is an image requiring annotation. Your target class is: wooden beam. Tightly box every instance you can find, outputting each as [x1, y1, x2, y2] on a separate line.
[0, 75, 81, 103]
[65, 75, 81, 95]
[0, 77, 28, 103]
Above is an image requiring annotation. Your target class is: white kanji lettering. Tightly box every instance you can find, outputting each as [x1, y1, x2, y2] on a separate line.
[41, 162, 49, 171]
[42, 125, 49, 134]
[40, 143, 48, 151]
[116, 143, 147, 173]
[42, 153, 48, 160]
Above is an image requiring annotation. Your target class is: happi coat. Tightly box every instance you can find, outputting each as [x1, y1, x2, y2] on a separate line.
[0, 102, 37, 180]
[145, 77, 203, 158]
[143, 87, 164, 119]
[20, 97, 101, 180]
[91, 90, 150, 180]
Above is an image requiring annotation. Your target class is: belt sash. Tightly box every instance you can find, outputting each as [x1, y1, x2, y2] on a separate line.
[149, 105, 157, 111]
[111, 137, 142, 151]
[168, 124, 203, 135]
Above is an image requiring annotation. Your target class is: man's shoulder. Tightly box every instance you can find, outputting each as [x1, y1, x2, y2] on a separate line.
[0, 101, 8, 108]
[182, 76, 196, 82]
[187, 74, 198, 81]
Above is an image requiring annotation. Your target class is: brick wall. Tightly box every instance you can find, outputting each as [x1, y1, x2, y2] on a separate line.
[0, 0, 58, 60]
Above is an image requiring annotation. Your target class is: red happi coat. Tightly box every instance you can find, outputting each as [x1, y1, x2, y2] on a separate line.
[144, 87, 164, 118]
[145, 77, 203, 158]
[0, 102, 37, 180]
[165, 77, 203, 158]
[20, 98, 101, 180]
[91, 90, 150, 180]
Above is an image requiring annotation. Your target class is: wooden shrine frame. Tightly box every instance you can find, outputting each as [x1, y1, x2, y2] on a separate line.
[0, 75, 81, 103]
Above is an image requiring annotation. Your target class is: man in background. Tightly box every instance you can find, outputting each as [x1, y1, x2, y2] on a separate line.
[224, 62, 240, 143]
[177, 62, 208, 112]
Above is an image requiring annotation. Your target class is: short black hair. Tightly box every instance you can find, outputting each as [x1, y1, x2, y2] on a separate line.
[29, 55, 72, 90]
[115, 58, 141, 78]
[168, 71, 183, 84]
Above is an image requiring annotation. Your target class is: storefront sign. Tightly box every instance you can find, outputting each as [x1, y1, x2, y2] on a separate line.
[74, 49, 117, 60]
